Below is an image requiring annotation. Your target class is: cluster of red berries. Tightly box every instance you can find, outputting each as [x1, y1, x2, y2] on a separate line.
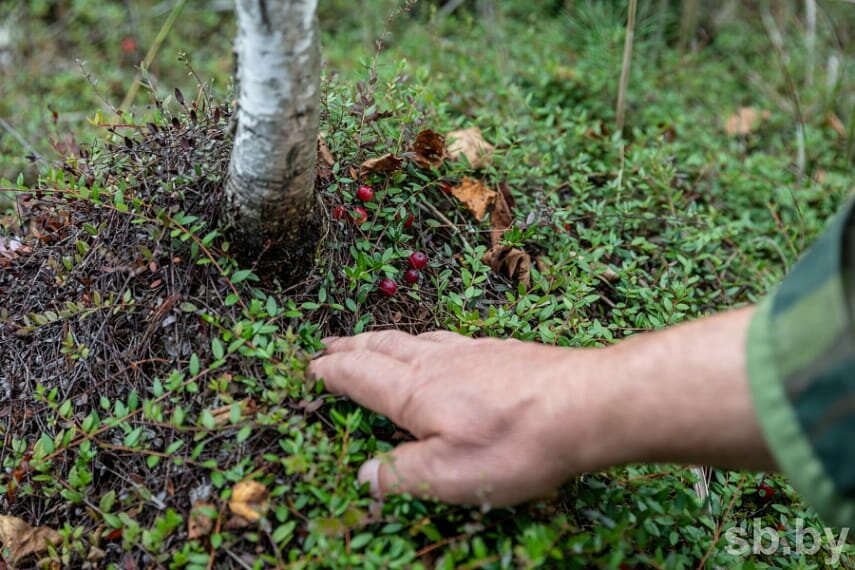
[331, 184, 374, 225]
[332, 184, 416, 229]
[378, 252, 429, 296]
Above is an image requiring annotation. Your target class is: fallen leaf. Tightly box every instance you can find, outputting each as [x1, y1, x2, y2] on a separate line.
[599, 268, 619, 283]
[827, 113, 846, 137]
[724, 107, 770, 136]
[317, 134, 335, 178]
[224, 515, 252, 530]
[209, 399, 253, 427]
[87, 546, 107, 562]
[411, 130, 446, 169]
[359, 154, 402, 178]
[490, 184, 514, 246]
[449, 177, 497, 221]
[482, 246, 531, 288]
[446, 127, 495, 169]
[187, 501, 216, 540]
[0, 515, 61, 564]
[228, 480, 268, 522]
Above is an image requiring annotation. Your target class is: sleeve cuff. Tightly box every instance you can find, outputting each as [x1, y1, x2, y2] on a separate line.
[748, 291, 855, 530]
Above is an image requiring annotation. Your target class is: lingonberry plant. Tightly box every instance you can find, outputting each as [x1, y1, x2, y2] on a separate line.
[1, 1, 854, 569]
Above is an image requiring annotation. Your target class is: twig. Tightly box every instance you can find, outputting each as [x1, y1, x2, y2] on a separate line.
[805, 0, 817, 86]
[761, 9, 808, 179]
[616, 0, 638, 135]
[438, 0, 467, 17]
[678, 0, 700, 53]
[418, 200, 472, 251]
[0, 116, 43, 161]
[120, 0, 189, 111]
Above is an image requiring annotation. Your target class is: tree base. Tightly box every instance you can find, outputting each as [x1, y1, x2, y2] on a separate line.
[227, 200, 323, 287]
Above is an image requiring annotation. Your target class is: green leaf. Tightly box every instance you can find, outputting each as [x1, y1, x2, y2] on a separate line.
[211, 338, 224, 360]
[350, 532, 374, 550]
[231, 269, 255, 284]
[99, 490, 117, 512]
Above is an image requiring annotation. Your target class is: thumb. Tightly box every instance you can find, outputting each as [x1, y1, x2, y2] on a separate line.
[358, 439, 451, 502]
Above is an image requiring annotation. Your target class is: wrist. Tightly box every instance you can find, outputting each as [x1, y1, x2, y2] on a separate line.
[575, 309, 773, 473]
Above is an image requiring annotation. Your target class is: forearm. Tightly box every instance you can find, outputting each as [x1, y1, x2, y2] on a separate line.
[582, 307, 776, 473]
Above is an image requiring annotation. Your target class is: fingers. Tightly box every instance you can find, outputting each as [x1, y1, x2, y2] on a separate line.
[358, 439, 448, 501]
[324, 330, 425, 362]
[358, 439, 503, 506]
[309, 351, 418, 429]
[417, 330, 474, 344]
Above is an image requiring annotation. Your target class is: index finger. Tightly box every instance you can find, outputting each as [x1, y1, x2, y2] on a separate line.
[309, 351, 426, 435]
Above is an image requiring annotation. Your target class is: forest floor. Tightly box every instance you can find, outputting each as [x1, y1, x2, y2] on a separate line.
[1, 1, 854, 568]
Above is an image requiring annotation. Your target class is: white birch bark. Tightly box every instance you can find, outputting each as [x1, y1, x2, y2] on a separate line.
[226, 0, 321, 278]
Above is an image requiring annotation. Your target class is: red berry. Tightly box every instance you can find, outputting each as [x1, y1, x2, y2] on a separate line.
[758, 482, 776, 500]
[439, 181, 452, 194]
[408, 251, 429, 270]
[356, 185, 374, 202]
[332, 205, 346, 220]
[403, 212, 415, 228]
[403, 269, 420, 284]
[121, 36, 137, 54]
[352, 206, 368, 225]
[378, 278, 397, 296]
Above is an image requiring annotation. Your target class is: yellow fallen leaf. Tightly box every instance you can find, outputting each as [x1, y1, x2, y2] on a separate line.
[0, 514, 61, 563]
[724, 107, 770, 136]
[228, 480, 269, 522]
[446, 127, 495, 169]
[449, 177, 497, 221]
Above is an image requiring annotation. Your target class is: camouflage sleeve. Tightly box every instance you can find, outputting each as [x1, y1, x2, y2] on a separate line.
[747, 200, 855, 530]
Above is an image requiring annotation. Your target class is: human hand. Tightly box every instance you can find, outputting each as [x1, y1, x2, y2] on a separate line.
[309, 331, 612, 507]
[309, 309, 775, 508]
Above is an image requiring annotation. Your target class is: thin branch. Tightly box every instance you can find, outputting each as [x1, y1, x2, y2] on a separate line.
[616, 0, 638, 135]
[120, 0, 189, 111]
[0, 116, 43, 161]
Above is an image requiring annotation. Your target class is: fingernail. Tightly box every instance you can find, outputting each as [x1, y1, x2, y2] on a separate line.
[322, 336, 339, 346]
[358, 459, 382, 499]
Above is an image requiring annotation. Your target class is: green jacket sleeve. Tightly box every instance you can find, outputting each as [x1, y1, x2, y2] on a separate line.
[747, 199, 855, 530]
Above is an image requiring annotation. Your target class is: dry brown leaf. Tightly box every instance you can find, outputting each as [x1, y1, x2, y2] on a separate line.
[724, 107, 770, 136]
[446, 127, 495, 169]
[224, 515, 252, 531]
[482, 246, 531, 289]
[411, 130, 446, 169]
[317, 134, 335, 178]
[0, 515, 61, 563]
[449, 177, 497, 221]
[490, 187, 514, 247]
[209, 399, 253, 427]
[187, 501, 216, 540]
[827, 113, 846, 137]
[228, 480, 268, 522]
[359, 154, 402, 178]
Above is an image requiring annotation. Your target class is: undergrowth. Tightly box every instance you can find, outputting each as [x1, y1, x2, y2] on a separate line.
[1, 1, 855, 568]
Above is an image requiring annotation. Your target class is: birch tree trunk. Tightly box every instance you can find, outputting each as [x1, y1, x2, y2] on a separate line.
[226, 0, 321, 282]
